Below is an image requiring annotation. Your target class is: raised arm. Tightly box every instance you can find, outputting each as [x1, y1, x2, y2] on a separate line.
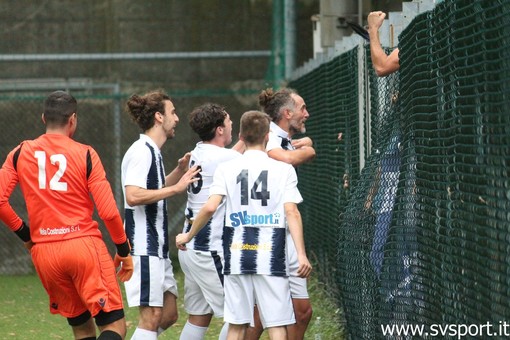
[367, 11, 400, 77]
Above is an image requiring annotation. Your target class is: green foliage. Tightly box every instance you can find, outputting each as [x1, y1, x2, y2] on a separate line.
[306, 274, 347, 340]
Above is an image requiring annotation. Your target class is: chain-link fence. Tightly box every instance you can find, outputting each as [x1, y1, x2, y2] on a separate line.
[290, 0, 510, 338]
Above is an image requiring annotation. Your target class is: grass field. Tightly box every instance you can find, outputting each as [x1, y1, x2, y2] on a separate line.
[0, 264, 345, 339]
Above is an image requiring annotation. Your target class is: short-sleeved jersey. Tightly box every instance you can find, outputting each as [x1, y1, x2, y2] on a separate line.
[266, 121, 294, 153]
[121, 134, 169, 258]
[0, 134, 125, 244]
[210, 150, 302, 276]
[182, 142, 240, 252]
[266, 121, 306, 277]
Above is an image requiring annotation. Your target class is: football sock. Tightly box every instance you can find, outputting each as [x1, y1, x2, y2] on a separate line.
[179, 320, 208, 340]
[97, 330, 122, 340]
[219, 322, 229, 340]
[131, 328, 157, 340]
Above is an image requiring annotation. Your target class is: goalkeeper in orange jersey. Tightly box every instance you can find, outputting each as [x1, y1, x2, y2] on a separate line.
[0, 91, 133, 340]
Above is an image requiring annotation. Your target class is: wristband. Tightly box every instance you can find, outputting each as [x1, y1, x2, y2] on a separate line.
[115, 240, 131, 257]
[14, 221, 31, 243]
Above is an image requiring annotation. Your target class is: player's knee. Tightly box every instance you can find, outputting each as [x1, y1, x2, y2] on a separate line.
[295, 302, 313, 325]
[160, 311, 178, 330]
[245, 324, 264, 339]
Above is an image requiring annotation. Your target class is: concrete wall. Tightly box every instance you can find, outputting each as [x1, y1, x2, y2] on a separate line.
[0, 1, 317, 91]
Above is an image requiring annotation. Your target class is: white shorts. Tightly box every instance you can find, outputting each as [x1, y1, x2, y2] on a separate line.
[178, 249, 224, 317]
[287, 232, 310, 299]
[124, 255, 178, 307]
[224, 274, 295, 329]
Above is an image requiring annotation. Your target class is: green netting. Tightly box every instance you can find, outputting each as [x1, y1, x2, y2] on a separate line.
[290, 47, 361, 298]
[290, 0, 510, 338]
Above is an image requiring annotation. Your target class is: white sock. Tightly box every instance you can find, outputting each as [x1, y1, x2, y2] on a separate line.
[157, 327, 165, 336]
[219, 322, 229, 340]
[131, 328, 157, 340]
[179, 320, 208, 340]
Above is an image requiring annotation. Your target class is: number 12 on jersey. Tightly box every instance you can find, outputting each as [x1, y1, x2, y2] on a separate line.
[34, 151, 68, 191]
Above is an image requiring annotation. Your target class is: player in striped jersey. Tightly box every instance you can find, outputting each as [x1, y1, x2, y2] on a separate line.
[121, 90, 200, 340]
[0, 91, 133, 340]
[176, 110, 312, 340]
[245, 87, 316, 340]
[178, 103, 243, 340]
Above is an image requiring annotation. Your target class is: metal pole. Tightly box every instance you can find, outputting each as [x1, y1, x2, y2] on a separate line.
[112, 83, 122, 207]
[0, 50, 271, 62]
[358, 44, 367, 172]
[284, 0, 296, 80]
[272, 0, 285, 86]
[358, 0, 363, 25]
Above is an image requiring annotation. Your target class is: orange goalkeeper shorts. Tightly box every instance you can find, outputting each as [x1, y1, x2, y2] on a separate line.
[31, 236, 124, 318]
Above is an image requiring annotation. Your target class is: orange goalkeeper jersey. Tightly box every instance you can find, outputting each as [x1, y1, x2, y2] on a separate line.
[0, 133, 126, 245]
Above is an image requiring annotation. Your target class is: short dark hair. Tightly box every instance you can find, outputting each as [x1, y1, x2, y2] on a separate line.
[258, 87, 297, 122]
[126, 90, 171, 131]
[189, 103, 227, 142]
[240, 110, 270, 146]
[43, 91, 77, 127]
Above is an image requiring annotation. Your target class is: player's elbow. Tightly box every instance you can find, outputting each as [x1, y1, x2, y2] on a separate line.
[284, 203, 301, 217]
[374, 55, 400, 77]
[308, 148, 316, 161]
[374, 65, 392, 77]
[374, 68, 386, 77]
[125, 186, 146, 207]
[126, 195, 141, 207]
[291, 148, 316, 166]
[203, 203, 218, 216]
